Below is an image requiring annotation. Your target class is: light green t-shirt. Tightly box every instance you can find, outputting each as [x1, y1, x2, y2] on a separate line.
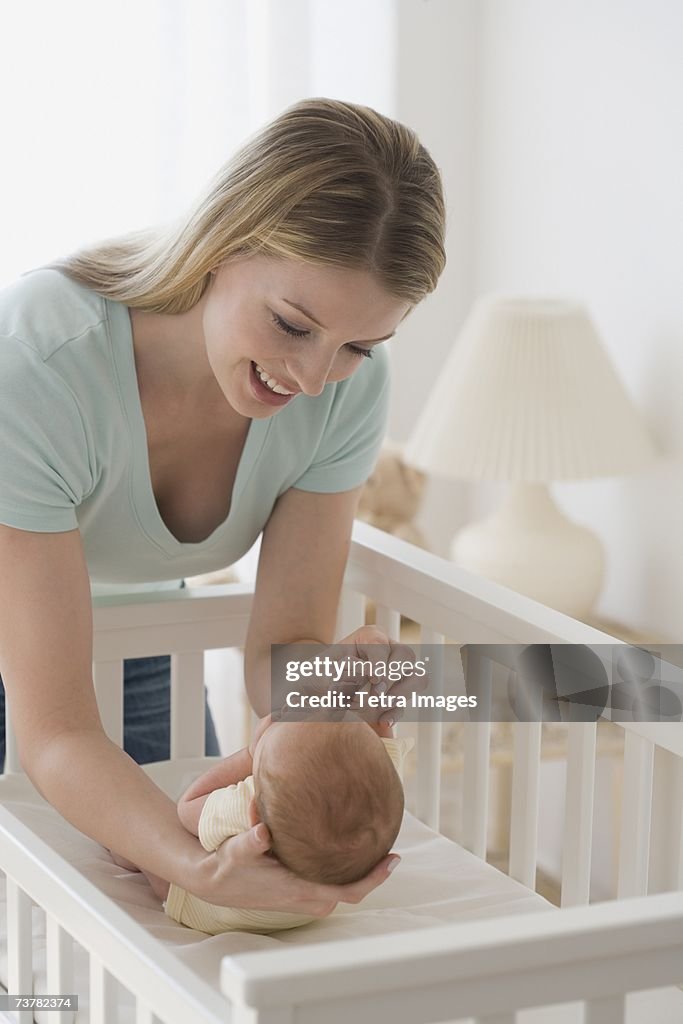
[0, 269, 389, 589]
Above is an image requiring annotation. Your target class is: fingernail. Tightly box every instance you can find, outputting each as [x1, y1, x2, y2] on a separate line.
[375, 682, 387, 695]
[256, 824, 269, 844]
[387, 857, 400, 875]
[385, 717, 394, 728]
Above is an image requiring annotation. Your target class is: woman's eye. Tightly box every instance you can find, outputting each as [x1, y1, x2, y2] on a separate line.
[272, 313, 309, 338]
[346, 345, 374, 359]
[272, 313, 373, 360]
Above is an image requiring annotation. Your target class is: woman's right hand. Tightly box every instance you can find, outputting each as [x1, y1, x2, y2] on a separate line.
[273, 625, 426, 728]
[196, 821, 399, 915]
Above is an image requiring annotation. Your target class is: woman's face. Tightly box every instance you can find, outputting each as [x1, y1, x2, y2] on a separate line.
[201, 255, 411, 419]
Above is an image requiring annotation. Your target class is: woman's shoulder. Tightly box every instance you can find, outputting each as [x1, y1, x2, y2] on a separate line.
[0, 268, 109, 363]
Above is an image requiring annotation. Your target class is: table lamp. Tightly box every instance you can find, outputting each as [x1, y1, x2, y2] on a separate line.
[404, 296, 656, 619]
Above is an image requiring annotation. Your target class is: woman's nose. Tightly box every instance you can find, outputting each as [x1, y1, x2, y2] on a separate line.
[291, 351, 336, 396]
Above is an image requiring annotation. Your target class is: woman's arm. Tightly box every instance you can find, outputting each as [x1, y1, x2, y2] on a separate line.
[0, 525, 206, 888]
[244, 486, 362, 716]
[243, 486, 420, 724]
[0, 524, 398, 913]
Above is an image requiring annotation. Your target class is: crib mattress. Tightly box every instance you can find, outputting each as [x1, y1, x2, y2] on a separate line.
[0, 759, 552, 1020]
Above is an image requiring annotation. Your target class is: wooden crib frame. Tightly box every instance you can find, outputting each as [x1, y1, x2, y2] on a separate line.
[1, 521, 682, 1023]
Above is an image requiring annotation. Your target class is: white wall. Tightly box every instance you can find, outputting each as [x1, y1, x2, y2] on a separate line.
[399, 0, 683, 635]
[389, 0, 481, 555]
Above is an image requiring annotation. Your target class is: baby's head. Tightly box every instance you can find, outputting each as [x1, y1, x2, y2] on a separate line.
[252, 720, 404, 885]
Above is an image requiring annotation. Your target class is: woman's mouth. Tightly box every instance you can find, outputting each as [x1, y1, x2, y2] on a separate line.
[249, 362, 298, 406]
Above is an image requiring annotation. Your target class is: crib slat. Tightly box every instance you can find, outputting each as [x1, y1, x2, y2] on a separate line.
[6, 879, 32, 1014]
[415, 627, 444, 830]
[46, 914, 75, 1006]
[584, 994, 625, 1023]
[375, 604, 401, 638]
[416, 720, 442, 829]
[336, 587, 365, 639]
[617, 731, 654, 898]
[508, 722, 542, 889]
[462, 722, 491, 858]
[170, 651, 206, 759]
[561, 723, 597, 906]
[90, 954, 117, 1023]
[136, 1000, 154, 1024]
[92, 660, 124, 747]
[648, 747, 683, 893]
[462, 647, 492, 859]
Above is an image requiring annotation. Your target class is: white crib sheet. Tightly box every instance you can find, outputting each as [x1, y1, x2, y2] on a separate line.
[0, 759, 552, 1021]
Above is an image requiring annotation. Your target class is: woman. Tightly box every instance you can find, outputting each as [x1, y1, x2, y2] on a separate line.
[0, 98, 446, 915]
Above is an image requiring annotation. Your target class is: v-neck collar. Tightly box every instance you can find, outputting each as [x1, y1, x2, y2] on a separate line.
[106, 298, 271, 556]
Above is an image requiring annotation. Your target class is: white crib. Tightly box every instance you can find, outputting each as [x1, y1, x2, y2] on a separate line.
[1, 522, 682, 1024]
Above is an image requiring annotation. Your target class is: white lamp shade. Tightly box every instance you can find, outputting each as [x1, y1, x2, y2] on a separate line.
[405, 296, 657, 481]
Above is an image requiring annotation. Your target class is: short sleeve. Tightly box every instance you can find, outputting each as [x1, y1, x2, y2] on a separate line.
[294, 346, 390, 493]
[0, 339, 93, 532]
[198, 778, 255, 851]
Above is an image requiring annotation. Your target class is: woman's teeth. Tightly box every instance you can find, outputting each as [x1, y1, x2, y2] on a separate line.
[254, 363, 295, 395]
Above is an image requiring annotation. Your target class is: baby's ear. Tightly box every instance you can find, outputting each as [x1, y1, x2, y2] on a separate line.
[248, 797, 262, 827]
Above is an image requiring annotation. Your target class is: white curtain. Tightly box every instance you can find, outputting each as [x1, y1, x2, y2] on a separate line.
[0, 0, 252, 285]
[0, 0, 396, 288]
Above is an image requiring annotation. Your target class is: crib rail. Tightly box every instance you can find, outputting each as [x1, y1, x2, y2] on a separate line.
[5, 524, 681, 906]
[2, 583, 254, 773]
[2, 521, 683, 1023]
[221, 891, 683, 1024]
[0, 807, 228, 1024]
[344, 524, 624, 646]
[342, 524, 683, 910]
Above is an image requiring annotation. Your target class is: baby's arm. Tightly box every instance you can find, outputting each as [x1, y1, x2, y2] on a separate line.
[177, 743, 254, 836]
[177, 792, 210, 836]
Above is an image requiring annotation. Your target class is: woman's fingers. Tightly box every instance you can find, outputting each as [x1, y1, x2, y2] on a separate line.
[212, 828, 337, 917]
[352, 625, 391, 664]
[209, 826, 400, 918]
[329, 853, 401, 905]
[338, 624, 389, 648]
[228, 822, 272, 857]
[274, 626, 430, 727]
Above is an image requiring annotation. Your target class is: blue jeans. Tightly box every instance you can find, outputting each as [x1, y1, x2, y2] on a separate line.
[0, 655, 220, 772]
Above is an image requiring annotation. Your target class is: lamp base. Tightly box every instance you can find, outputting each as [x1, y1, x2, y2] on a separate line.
[451, 483, 604, 619]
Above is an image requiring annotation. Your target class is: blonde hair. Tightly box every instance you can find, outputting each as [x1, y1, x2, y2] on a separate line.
[53, 98, 446, 314]
[254, 723, 404, 886]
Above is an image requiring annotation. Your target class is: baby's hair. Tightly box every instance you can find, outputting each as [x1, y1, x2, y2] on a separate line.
[254, 723, 404, 886]
[51, 97, 446, 313]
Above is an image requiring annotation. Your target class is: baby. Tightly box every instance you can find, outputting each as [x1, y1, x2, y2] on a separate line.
[120, 718, 410, 934]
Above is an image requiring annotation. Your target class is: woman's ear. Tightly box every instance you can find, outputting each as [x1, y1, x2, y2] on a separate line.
[248, 796, 262, 827]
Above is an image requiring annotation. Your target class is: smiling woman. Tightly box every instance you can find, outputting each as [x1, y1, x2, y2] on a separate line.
[0, 97, 446, 919]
